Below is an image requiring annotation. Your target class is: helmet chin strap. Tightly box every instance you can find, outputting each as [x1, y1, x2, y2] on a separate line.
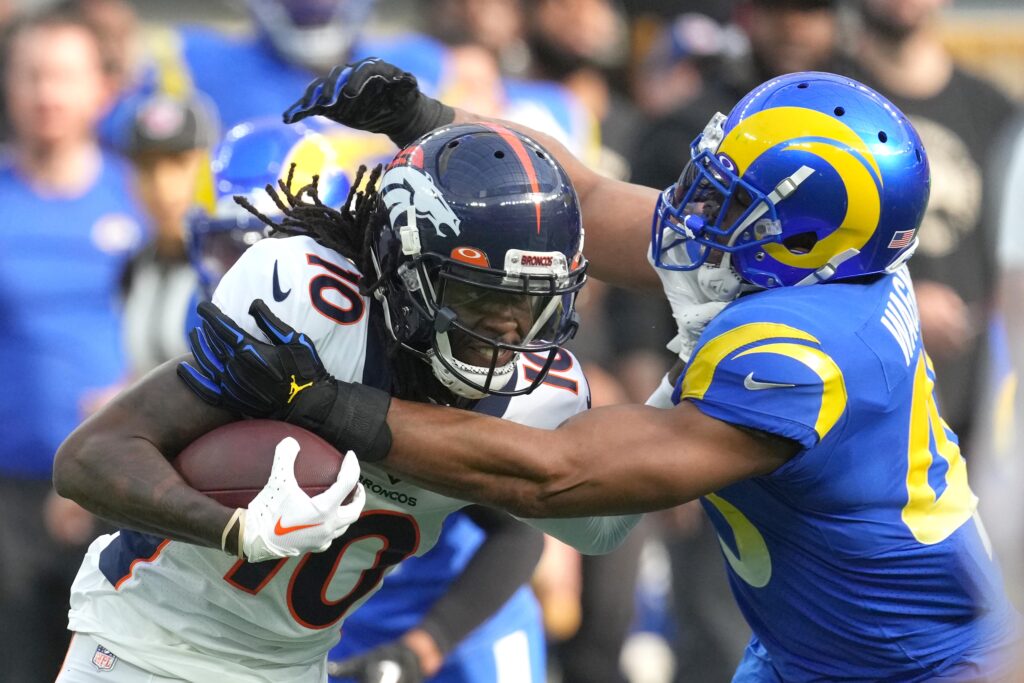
[430, 332, 518, 400]
[793, 248, 860, 287]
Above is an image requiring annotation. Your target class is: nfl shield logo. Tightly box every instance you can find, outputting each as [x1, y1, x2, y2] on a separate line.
[91, 644, 117, 672]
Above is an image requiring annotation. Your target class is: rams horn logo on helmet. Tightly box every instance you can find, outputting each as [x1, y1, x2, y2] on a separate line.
[380, 166, 462, 238]
[719, 107, 883, 270]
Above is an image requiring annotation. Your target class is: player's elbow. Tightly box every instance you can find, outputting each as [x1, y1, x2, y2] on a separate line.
[52, 427, 102, 501]
[499, 491, 552, 519]
[500, 451, 589, 518]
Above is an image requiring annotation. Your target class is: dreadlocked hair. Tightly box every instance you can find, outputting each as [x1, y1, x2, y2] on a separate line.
[234, 163, 453, 404]
[233, 162, 382, 273]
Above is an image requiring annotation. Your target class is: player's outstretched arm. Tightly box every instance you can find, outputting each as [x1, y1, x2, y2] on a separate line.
[384, 397, 797, 518]
[188, 300, 796, 519]
[283, 58, 661, 290]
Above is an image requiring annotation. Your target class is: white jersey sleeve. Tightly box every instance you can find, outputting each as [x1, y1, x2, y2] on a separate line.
[212, 234, 371, 383]
[497, 350, 642, 555]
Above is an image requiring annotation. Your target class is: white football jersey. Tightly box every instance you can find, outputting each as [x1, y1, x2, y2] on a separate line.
[68, 235, 632, 681]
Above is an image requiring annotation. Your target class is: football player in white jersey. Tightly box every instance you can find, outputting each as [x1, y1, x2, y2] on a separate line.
[53, 123, 639, 682]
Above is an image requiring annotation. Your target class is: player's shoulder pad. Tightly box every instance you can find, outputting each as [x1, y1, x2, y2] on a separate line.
[496, 348, 590, 429]
[211, 234, 367, 344]
[680, 290, 848, 449]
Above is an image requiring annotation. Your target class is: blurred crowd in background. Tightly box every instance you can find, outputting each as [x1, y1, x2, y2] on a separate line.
[0, 0, 1022, 681]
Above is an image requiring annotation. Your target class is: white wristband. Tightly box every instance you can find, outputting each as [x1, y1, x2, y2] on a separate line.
[221, 508, 246, 559]
[645, 374, 677, 409]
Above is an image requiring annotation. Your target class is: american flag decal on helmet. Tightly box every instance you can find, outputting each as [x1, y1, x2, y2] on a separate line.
[888, 229, 915, 249]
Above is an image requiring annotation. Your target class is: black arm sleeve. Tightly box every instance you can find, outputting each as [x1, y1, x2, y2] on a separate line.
[416, 506, 544, 655]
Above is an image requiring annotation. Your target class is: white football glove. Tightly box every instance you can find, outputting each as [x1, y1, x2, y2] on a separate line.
[647, 236, 730, 363]
[240, 436, 365, 563]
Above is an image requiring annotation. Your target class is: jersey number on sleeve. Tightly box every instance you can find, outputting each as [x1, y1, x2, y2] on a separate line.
[224, 510, 419, 629]
[901, 354, 975, 544]
[522, 350, 578, 394]
[307, 254, 364, 325]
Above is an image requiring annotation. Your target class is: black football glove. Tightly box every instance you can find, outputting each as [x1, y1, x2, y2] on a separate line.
[282, 57, 455, 148]
[327, 641, 425, 683]
[177, 299, 392, 462]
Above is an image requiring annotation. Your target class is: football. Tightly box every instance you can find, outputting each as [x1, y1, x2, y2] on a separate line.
[173, 420, 347, 508]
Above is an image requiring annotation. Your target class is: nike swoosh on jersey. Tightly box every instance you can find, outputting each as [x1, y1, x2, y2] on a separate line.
[274, 518, 321, 536]
[743, 372, 796, 391]
[272, 260, 291, 302]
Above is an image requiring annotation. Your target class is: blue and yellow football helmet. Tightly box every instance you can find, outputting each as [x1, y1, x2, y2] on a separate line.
[247, 0, 375, 72]
[652, 71, 930, 294]
[187, 117, 351, 297]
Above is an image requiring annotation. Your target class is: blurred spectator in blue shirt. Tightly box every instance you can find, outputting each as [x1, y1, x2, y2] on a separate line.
[0, 7, 144, 681]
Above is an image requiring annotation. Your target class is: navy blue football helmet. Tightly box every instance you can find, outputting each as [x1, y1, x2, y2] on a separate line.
[652, 71, 930, 297]
[370, 123, 587, 398]
[188, 117, 350, 298]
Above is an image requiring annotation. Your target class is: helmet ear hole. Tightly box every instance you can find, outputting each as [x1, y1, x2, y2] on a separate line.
[782, 231, 818, 255]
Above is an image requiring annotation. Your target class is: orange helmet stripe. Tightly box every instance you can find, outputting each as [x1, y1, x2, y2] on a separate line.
[480, 122, 542, 234]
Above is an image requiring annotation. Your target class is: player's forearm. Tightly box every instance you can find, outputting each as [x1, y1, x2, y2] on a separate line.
[53, 362, 237, 550]
[385, 399, 698, 517]
[450, 107, 661, 291]
[383, 398, 562, 514]
[55, 429, 233, 547]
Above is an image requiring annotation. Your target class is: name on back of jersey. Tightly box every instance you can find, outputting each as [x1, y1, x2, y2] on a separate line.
[879, 267, 920, 366]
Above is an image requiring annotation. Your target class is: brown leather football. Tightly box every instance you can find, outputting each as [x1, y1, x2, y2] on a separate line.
[173, 420, 346, 508]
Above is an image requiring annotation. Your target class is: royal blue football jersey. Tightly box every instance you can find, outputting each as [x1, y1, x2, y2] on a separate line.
[0, 152, 145, 478]
[674, 267, 1021, 680]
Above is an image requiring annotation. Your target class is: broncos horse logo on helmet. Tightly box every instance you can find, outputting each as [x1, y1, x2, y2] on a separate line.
[368, 123, 587, 399]
[380, 165, 462, 238]
[652, 71, 930, 299]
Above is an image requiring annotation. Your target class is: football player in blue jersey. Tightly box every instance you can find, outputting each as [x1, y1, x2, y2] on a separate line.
[185, 60, 1023, 680]
[187, 117, 549, 683]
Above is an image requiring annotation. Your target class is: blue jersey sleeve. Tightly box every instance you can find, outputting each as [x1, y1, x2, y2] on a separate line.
[677, 312, 849, 450]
